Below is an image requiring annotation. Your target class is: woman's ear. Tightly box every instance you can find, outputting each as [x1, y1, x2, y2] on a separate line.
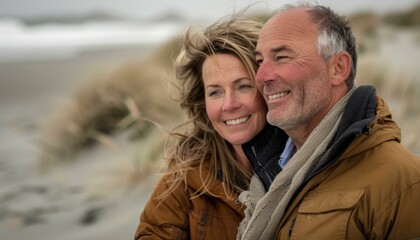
[329, 51, 352, 86]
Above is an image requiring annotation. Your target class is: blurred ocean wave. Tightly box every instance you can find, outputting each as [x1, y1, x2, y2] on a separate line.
[0, 18, 185, 62]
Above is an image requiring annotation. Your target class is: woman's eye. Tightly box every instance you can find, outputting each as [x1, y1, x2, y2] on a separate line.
[238, 84, 253, 91]
[208, 90, 220, 97]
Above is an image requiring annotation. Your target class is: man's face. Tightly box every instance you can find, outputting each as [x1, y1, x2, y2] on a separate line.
[255, 8, 335, 134]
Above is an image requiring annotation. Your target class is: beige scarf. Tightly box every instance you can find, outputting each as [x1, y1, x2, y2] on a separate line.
[237, 87, 356, 240]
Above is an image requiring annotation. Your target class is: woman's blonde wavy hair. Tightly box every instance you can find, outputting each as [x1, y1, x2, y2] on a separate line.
[159, 15, 263, 200]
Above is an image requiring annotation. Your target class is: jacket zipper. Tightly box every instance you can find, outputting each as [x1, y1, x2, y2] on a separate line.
[251, 146, 260, 166]
[288, 218, 296, 238]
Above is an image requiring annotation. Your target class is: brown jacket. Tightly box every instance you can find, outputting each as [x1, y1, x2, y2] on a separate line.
[135, 167, 245, 240]
[276, 97, 420, 239]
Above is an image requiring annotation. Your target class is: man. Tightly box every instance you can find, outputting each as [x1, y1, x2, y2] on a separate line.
[238, 3, 420, 239]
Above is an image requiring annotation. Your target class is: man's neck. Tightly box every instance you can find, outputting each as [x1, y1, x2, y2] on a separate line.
[286, 123, 318, 150]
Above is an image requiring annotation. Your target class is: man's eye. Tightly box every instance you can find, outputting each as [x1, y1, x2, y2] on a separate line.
[276, 55, 288, 61]
[255, 58, 263, 65]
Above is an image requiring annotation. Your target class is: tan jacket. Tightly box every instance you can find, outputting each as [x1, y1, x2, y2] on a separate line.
[275, 96, 420, 239]
[135, 167, 245, 240]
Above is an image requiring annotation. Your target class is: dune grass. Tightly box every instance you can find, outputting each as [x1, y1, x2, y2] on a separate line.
[356, 56, 420, 153]
[38, 38, 183, 167]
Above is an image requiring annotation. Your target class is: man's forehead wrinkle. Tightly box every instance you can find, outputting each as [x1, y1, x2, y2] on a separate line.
[258, 30, 280, 41]
[259, 26, 314, 44]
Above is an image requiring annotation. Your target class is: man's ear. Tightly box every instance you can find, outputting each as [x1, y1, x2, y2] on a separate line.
[329, 51, 352, 86]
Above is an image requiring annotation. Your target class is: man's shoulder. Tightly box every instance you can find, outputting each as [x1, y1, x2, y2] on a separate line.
[350, 140, 420, 186]
[374, 141, 420, 169]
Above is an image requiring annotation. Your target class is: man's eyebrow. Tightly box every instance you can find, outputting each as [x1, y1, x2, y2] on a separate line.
[254, 46, 289, 58]
[271, 46, 288, 53]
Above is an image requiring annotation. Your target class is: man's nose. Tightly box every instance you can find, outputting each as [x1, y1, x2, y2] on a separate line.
[256, 62, 276, 86]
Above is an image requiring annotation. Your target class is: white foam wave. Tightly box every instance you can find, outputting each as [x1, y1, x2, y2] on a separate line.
[0, 19, 184, 62]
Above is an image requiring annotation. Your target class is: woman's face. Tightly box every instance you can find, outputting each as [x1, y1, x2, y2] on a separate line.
[202, 53, 267, 148]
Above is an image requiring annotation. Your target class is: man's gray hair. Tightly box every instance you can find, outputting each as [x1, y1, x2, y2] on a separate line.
[280, 3, 358, 88]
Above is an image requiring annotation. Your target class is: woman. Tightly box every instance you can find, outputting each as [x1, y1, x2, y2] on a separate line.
[134, 16, 268, 239]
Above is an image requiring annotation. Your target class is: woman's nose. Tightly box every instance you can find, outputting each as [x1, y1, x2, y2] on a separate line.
[222, 93, 240, 112]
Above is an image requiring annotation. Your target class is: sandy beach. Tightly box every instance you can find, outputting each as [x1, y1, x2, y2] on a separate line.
[0, 44, 163, 240]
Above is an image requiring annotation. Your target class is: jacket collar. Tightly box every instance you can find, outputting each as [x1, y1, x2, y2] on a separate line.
[304, 85, 377, 180]
[242, 124, 288, 190]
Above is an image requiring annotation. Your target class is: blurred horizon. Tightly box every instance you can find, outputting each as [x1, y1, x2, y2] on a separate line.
[1, 0, 419, 63]
[1, 0, 419, 21]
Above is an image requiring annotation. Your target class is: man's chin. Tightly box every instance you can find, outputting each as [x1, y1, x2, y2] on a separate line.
[267, 117, 295, 131]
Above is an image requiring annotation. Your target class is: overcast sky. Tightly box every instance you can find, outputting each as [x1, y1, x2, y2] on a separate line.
[0, 0, 419, 21]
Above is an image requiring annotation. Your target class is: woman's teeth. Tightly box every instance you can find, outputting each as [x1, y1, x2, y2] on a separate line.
[225, 116, 249, 126]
